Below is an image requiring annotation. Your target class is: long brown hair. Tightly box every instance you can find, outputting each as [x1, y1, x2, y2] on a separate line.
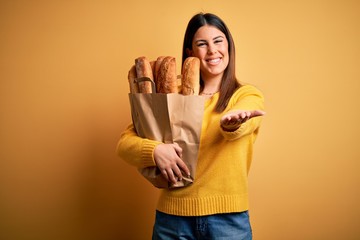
[182, 13, 241, 113]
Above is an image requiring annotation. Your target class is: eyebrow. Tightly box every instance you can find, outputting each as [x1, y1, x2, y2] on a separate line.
[213, 36, 224, 40]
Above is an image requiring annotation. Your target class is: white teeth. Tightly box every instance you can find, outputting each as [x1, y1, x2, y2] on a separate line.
[208, 58, 220, 63]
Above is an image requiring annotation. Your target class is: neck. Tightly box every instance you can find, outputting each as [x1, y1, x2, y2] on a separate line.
[201, 76, 221, 95]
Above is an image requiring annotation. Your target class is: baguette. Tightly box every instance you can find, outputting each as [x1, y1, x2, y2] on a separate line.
[156, 56, 178, 94]
[181, 57, 200, 95]
[135, 56, 154, 93]
[154, 56, 166, 84]
[150, 60, 156, 78]
[128, 65, 139, 93]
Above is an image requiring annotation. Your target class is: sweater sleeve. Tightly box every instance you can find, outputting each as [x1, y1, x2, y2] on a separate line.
[220, 85, 265, 141]
[116, 124, 162, 168]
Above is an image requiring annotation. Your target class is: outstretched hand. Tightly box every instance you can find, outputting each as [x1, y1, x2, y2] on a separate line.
[220, 110, 265, 132]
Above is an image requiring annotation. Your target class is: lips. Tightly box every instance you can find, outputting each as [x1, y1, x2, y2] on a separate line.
[206, 57, 221, 65]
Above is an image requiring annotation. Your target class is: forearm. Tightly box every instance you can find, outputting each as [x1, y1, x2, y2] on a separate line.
[116, 124, 162, 168]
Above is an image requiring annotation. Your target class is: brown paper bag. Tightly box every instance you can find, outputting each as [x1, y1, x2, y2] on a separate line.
[128, 93, 205, 188]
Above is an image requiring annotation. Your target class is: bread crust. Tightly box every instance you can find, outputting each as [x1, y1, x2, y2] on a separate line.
[135, 56, 154, 93]
[150, 60, 156, 78]
[156, 56, 178, 94]
[154, 56, 166, 83]
[128, 65, 139, 93]
[181, 57, 200, 95]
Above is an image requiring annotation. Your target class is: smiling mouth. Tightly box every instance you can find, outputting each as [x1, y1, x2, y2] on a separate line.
[206, 58, 221, 64]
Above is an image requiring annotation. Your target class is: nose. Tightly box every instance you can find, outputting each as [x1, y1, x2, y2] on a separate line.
[207, 43, 217, 54]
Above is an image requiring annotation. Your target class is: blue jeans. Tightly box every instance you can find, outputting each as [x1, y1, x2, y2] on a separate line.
[152, 210, 252, 240]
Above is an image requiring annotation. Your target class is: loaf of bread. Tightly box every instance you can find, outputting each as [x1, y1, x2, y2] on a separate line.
[154, 56, 165, 83]
[128, 65, 139, 93]
[135, 56, 154, 93]
[150, 60, 156, 78]
[156, 56, 178, 94]
[181, 57, 200, 95]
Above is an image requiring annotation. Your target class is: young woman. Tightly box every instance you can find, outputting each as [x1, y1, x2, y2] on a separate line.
[117, 13, 265, 240]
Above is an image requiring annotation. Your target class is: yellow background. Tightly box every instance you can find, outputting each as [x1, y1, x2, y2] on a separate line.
[1, 0, 359, 239]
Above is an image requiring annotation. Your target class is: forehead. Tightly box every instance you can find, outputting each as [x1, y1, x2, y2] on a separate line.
[193, 25, 226, 40]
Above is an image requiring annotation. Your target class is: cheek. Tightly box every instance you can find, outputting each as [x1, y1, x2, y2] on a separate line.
[191, 48, 205, 58]
[221, 44, 229, 55]
[222, 48, 230, 62]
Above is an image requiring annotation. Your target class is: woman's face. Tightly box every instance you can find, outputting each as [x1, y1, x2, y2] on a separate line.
[188, 25, 229, 81]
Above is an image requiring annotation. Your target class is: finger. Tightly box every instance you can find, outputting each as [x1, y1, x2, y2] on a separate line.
[223, 117, 232, 125]
[239, 111, 247, 119]
[172, 143, 183, 158]
[240, 115, 250, 123]
[172, 165, 183, 182]
[220, 118, 227, 126]
[177, 160, 190, 176]
[251, 110, 266, 117]
[166, 168, 177, 184]
[244, 111, 251, 121]
[222, 114, 233, 122]
[161, 169, 169, 181]
[225, 114, 237, 123]
[237, 111, 246, 120]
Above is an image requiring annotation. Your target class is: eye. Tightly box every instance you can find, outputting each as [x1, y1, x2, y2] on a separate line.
[196, 42, 207, 47]
[214, 39, 223, 44]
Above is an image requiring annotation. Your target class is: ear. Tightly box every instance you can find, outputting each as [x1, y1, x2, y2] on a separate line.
[186, 48, 193, 57]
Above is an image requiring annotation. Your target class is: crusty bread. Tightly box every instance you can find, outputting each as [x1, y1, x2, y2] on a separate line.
[135, 56, 154, 93]
[181, 57, 200, 95]
[150, 60, 156, 78]
[128, 65, 139, 93]
[156, 56, 178, 94]
[154, 56, 165, 84]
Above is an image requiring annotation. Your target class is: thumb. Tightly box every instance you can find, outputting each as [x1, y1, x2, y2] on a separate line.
[250, 110, 266, 118]
[172, 142, 183, 158]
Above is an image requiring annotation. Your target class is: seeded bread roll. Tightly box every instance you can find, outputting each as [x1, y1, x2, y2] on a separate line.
[128, 65, 139, 93]
[181, 57, 200, 95]
[135, 56, 154, 93]
[156, 56, 178, 94]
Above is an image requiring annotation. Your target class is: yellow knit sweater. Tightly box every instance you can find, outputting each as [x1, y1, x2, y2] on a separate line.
[117, 84, 264, 216]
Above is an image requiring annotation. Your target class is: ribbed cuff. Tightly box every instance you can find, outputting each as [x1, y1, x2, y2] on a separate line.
[220, 122, 246, 141]
[141, 139, 162, 168]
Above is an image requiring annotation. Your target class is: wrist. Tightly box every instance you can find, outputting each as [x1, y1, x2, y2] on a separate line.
[221, 124, 240, 132]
